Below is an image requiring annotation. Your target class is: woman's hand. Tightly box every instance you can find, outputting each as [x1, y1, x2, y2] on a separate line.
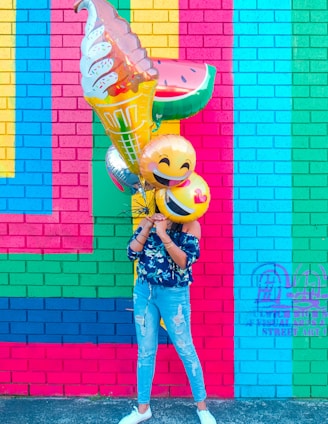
[151, 213, 168, 238]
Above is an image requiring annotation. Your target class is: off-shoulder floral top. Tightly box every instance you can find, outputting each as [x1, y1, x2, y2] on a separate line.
[127, 226, 200, 287]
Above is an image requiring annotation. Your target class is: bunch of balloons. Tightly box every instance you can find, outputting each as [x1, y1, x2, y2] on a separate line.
[74, 0, 216, 223]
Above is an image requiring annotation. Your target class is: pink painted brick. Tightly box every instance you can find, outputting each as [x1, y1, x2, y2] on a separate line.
[51, 47, 80, 59]
[0, 384, 28, 396]
[46, 345, 81, 359]
[44, 224, 79, 236]
[179, 10, 204, 22]
[0, 236, 25, 248]
[100, 385, 136, 397]
[63, 85, 83, 97]
[52, 123, 76, 135]
[62, 236, 93, 249]
[169, 386, 192, 397]
[0, 224, 8, 235]
[52, 148, 76, 160]
[79, 224, 93, 236]
[61, 186, 88, 199]
[64, 360, 97, 372]
[1, 360, 28, 371]
[8, 224, 43, 236]
[51, 36, 63, 48]
[151, 386, 170, 397]
[61, 161, 88, 173]
[58, 110, 91, 122]
[30, 385, 64, 396]
[60, 211, 91, 224]
[52, 23, 81, 34]
[64, 385, 99, 396]
[59, 135, 92, 147]
[188, 23, 223, 35]
[26, 236, 61, 249]
[51, 10, 64, 21]
[76, 123, 94, 134]
[63, 35, 84, 47]
[53, 173, 78, 185]
[53, 73, 79, 85]
[204, 10, 231, 22]
[78, 199, 91, 211]
[29, 359, 63, 372]
[65, 10, 86, 22]
[51, 0, 73, 9]
[81, 346, 116, 360]
[77, 149, 92, 160]
[190, 0, 223, 8]
[62, 60, 80, 72]
[12, 372, 46, 384]
[48, 373, 81, 384]
[82, 373, 116, 385]
[53, 98, 77, 110]
[0, 372, 10, 383]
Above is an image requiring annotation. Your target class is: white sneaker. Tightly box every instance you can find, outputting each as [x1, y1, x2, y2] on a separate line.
[197, 409, 217, 424]
[118, 406, 152, 424]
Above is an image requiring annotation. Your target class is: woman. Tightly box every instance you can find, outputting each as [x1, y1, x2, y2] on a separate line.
[118, 212, 217, 424]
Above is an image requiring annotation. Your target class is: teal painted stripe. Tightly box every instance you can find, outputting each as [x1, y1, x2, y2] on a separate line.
[233, 0, 293, 398]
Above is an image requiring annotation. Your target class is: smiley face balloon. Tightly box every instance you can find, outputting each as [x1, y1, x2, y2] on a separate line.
[139, 134, 196, 189]
[155, 172, 211, 223]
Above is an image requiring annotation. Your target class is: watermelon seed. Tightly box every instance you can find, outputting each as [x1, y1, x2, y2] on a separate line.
[190, 68, 196, 73]
[181, 75, 187, 83]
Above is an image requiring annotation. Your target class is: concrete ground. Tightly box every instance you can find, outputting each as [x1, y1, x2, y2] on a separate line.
[0, 397, 327, 424]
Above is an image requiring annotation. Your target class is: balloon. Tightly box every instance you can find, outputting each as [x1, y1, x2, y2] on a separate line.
[155, 172, 211, 223]
[105, 145, 141, 194]
[139, 134, 196, 189]
[74, 0, 158, 174]
[152, 59, 216, 128]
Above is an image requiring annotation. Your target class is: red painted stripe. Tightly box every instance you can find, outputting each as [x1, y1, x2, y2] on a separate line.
[179, 0, 234, 397]
[0, 342, 229, 397]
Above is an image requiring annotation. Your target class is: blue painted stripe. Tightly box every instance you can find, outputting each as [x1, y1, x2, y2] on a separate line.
[0, 1, 52, 214]
[234, 0, 293, 398]
[0, 297, 169, 344]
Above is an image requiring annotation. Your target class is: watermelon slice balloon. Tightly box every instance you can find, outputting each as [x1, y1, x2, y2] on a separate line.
[152, 59, 217, 127]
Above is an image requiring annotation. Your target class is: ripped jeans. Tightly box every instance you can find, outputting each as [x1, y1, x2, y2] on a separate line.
[133, 280, 207, 404]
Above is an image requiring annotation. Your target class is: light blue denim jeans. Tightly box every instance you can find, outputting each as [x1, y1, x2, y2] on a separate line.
[133, 280, 207, 404]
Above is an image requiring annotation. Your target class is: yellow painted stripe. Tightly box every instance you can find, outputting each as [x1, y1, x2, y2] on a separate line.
[0, 0, 15, 178]
[131, 0, 180, 231]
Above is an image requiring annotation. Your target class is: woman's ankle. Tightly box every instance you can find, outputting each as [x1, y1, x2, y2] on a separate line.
[197, 400, 207, 411]
[138, 404, 150, 414]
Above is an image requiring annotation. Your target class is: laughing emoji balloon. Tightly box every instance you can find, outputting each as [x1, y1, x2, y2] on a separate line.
[155, 172, 211, 223]
[139, 134, 196, 189]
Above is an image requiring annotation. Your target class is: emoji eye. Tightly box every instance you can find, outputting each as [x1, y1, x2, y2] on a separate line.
[159, 157, 170, 166]
[180, 162, 190, 170]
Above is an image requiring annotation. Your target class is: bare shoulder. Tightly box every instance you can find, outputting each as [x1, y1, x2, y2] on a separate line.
[182, 220, 201, 240]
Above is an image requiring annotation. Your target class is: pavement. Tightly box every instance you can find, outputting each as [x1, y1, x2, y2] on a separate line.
[0, 397, 328, 424]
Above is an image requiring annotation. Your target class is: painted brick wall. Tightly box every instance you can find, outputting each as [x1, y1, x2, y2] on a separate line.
[0, 0, 327, 399]
[0, 0, 232, 399]
[234, 0, 328, 398]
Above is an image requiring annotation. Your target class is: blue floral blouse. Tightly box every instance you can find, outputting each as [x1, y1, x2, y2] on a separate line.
[127, 226, 200, 287]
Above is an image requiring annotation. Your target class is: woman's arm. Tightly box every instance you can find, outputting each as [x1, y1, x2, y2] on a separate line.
[128, 217, 154, 252]
[155, 217, 201, 269]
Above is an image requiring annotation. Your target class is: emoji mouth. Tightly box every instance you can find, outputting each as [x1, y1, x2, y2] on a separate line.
[165, 191, 194, 216]
[153, 169, 188, 187]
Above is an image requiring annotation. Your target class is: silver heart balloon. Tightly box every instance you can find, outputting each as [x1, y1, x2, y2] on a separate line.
[105, 145, 141, 194]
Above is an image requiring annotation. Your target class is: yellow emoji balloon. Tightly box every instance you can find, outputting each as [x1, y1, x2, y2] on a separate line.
[139, 134, 196, 189]
[155, 172, 211, 223]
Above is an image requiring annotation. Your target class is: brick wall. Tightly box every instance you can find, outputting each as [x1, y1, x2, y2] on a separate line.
[0, 0, 327, 399]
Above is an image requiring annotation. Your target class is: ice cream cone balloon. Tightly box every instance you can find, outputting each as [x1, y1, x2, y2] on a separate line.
[74, 0, 158, 174]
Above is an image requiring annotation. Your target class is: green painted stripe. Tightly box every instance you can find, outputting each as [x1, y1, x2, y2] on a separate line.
[292, 0, 328, 398]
